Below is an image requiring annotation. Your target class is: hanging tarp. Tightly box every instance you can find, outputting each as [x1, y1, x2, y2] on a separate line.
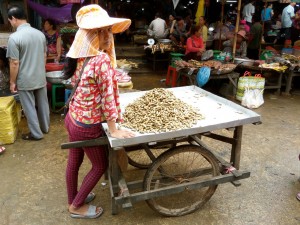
[26, 0, 73, 23]
[194, 0, 205, 25]
[172, 0, 180, 9]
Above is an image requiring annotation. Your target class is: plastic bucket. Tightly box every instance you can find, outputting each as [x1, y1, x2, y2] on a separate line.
[170, 52, 184, 67]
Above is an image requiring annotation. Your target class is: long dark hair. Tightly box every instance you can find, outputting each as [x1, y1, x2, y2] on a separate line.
[62, 57, 77, 80]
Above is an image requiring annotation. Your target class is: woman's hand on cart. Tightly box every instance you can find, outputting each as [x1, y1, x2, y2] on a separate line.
[107, 120, 135, 138]
[110, 129, 135, 139]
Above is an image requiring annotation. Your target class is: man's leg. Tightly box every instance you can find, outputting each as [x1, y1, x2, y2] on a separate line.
[35, 86, 50, 134]
[18, 90, 44, 139]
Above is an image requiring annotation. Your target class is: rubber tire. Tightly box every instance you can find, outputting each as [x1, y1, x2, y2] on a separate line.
[143, 144, 220, 216]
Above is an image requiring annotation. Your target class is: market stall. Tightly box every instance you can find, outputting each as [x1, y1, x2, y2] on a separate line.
[172, 59, 239, 96]
[61, 85, 261, 216]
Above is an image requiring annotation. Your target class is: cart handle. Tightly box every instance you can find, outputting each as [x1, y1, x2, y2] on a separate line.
[61, 137, 108, 149]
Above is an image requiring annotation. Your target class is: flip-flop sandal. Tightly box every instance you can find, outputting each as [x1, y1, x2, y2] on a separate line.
[22, 133, 42, 141]
[84, 192, 96, 204]
[70, 205, 103, 219]
[296, 193, 300, 201]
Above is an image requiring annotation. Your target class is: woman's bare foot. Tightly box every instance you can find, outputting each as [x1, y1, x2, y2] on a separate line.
[69, 204, 102, 216]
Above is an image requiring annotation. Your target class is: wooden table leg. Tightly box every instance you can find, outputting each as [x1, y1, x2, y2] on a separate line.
[230, 126, 243, 170]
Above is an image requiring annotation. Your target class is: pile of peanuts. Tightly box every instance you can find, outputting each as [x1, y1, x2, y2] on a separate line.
[121, 88, 204, 133]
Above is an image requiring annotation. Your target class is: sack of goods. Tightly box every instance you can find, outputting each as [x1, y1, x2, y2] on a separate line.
[236, 71, 265, 109]
[0, 96, 21, 144]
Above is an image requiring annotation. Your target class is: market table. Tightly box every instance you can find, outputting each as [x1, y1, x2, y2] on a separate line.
[61, 86, 261, 217]
[145, 48, 172, 71]
[177, 67, 240, 96]
[283, 70, 300, 95]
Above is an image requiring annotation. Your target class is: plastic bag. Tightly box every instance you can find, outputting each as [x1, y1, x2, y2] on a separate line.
[236, 71, 265, 101]
[241, 88, 264, 109]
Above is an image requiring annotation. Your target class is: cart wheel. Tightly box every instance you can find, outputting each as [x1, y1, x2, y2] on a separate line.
[127, 144, 175, 169]
[143, 145, 220, 216]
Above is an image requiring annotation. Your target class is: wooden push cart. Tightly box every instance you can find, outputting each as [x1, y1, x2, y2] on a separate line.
[61, 86, 261, 217]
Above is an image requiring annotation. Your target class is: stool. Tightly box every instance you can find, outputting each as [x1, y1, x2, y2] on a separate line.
[65, 89, 72, 103]
[166, 66, 178, 87]
[51, 84, 65, 111]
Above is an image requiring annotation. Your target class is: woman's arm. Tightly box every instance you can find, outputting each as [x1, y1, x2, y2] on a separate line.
[241, 41, 247, 58]
[56, 36, 62, 62]
[170, 20, 176, 34]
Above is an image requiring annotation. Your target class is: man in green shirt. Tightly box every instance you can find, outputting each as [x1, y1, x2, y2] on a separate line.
[247, 14, 262, 60]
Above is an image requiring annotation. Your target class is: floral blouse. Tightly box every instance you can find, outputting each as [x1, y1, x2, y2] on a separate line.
[43, 31, 60, 55]
[69, 53, 122, 124]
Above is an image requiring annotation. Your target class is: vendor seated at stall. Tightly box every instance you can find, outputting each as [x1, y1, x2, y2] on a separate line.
[0, 47, 10, 96]
[43, 19, 63, 63]
[184, 25, 205, 60]
[147, 13, 169, 40]
[169, 17, 188, 46]
[223, 30, 247, 58]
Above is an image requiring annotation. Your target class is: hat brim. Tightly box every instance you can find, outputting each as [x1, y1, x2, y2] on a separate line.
[78, 16, 131, 33]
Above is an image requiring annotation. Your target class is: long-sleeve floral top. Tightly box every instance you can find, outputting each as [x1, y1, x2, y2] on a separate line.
[69, 53, 122, 124]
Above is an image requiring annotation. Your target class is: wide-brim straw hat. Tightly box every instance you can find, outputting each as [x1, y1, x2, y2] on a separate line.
[76, 4, 131, 33]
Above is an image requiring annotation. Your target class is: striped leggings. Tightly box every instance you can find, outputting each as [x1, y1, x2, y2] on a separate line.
[64, 113, 108, 208]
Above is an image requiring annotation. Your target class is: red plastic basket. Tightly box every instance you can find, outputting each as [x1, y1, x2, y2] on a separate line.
[45, 63, 64, 72]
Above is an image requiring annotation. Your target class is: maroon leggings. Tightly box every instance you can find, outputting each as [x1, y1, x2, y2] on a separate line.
[64, 113, 108, 208]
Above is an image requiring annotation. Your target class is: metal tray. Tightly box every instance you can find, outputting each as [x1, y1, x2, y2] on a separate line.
[102, 86, 261, 148]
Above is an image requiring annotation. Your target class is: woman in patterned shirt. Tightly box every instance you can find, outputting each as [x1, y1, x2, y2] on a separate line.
[64, 5, 135, 219]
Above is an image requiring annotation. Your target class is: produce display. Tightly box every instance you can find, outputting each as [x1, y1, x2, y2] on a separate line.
[175, 59, 236, 74]
[116, 59, 139, 70]
[121, 88, 204, 133]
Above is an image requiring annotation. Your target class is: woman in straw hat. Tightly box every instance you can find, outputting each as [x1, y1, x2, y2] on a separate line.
[64, 4, 135, 219]
[223, 30, 247, 58]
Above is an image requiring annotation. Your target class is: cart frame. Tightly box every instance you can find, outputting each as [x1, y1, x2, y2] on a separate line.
[61, 86, 261, 216]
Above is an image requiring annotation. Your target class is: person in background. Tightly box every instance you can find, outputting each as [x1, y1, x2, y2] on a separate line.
[167, 14, 176, 30]
[223, 30, 247, 58]
[240, 19, 250, 33]
[291, 9, 300, 45]
[242, 0, 255, 27]
[6, 5, 50, 141]
[213, 20, 229, 41]
[261, 3, 274, 37]
[184, 13, 193, 35]
[147, 12, 169, 40]
[169, 16, 188, 45]
[64, 4, 135, 219]
[43, 18, 63, 62]
[0, 47, 9, 95]
[184, 25, 205, 60]
[198, 16, 208, 44]
[247, 14, 262, 60]
[281, 0, 297, 41]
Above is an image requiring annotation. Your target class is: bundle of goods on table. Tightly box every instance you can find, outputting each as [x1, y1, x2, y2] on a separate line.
[280, 54, 300, 72]
[144, 41, 175, 53]
[174, 59, 236, 74]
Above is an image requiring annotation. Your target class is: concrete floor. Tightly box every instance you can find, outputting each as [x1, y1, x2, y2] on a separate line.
[1, 71, 300, 225]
